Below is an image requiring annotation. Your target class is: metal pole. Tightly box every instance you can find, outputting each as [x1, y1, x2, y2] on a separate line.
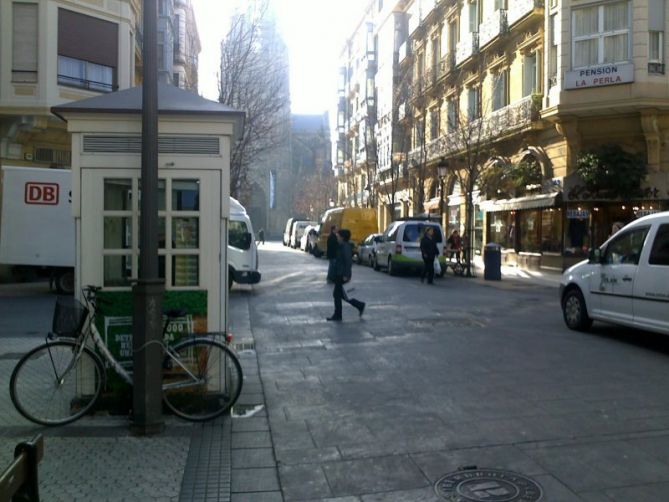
[131, 0, 164, 435]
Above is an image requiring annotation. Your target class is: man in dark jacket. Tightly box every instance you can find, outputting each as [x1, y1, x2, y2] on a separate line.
[420, 227, 439, 284]
[327, 229, 366, 321]
[326, 225, 338, 282]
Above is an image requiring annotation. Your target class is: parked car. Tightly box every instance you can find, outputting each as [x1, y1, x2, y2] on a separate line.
[290, 220, 316, 248]
[283, 217, 297, 246]
[560, 211, 669, 335]
[357, 233, 383, 267]
[314, 207, 377, 257]
[300, 225, 318, 252]
[375, 219, 447, 276]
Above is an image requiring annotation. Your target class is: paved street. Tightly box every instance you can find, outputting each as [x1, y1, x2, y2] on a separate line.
[1, 244, 669, 501]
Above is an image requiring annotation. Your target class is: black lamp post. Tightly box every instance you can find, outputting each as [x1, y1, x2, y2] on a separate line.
[437, 157, 449, 228]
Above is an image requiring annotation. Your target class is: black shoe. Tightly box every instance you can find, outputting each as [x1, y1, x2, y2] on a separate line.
[358, 303, 366, 317]
[326, 316, 342, 321]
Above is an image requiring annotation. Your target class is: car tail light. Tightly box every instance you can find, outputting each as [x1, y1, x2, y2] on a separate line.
[395, 244, 402, 254]
[225, 332, 233, 344]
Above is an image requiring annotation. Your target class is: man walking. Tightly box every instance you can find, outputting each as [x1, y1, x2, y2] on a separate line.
[327, 229, 365, 321]
[326, 225, 338, 283]
[420, 227, 439, 284]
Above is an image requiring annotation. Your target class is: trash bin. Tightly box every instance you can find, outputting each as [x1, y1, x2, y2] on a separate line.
[484, 243, 502, 280]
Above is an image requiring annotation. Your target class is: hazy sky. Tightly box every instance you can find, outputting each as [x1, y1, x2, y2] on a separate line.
[191, 0, 364, 114]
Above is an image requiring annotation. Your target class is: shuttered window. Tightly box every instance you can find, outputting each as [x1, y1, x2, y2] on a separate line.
[12, 2, 38, 83]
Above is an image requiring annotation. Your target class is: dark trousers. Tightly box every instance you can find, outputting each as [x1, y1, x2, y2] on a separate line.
[333, 277, 364, 318]
[421, 257, 435, 284]
[327, 259, 336, 282]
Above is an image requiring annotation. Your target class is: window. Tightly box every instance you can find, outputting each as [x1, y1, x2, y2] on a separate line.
[523, 53, 538, 96]
[549, 14, 558, 86]
[447, 98, 459, 130]
[467, 87, 480, 121]
[649, 224, 669, 266]
[492, 71, 508, 111]
[604, 227, 649, 265]
[489, 212, 515, 250]
[495, 0, 506, 10]
[469, 1, 479, 33]
[58, 56, 114, 92]
[541, 208, 562, 253]
[519, 210, 542, 253]
[430, 108, 440, 140]
[12, 2, 38, 83]
[58, 9, 118, 91]
[649, 31, 664, 73]
[572, 2, 630, 69]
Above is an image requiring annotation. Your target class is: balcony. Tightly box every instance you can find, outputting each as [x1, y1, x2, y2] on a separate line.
[407, 95, 541, 165]
[478, 9, 507, 48]
[508, 0, 544, 28]
[398, 40, 412, 65]
[456, 32, 479, 66]
[439, 53, 455, 79]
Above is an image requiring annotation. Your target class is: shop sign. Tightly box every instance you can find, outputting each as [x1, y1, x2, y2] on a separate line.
[565, 63, 634, 90]
[567, 209, 590, 219]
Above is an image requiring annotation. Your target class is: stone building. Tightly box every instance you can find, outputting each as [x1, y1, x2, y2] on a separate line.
[336, 0, 669, 271]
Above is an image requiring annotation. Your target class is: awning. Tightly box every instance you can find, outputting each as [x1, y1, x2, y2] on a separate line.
[424, 197, 441, 211]
[480, 192, 562, 212]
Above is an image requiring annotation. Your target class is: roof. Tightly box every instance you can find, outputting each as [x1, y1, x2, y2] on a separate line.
[51, 83, 244, 120]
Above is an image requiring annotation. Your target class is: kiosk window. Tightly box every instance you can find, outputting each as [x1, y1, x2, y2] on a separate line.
[649, 224, 669, 266]
[172, 179, 199, 211]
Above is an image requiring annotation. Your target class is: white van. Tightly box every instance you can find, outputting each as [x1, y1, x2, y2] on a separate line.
[228, 197, 261, 289]
[560, 211, 669, 335]
[290, 220, 316, 248]
[375, 219, 446, 275]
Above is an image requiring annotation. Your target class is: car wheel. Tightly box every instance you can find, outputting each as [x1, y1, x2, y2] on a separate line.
[388, 257, 397, 276]
[562, 288, 593, 331]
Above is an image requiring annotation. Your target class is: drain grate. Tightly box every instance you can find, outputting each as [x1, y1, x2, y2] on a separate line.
[435, 467, 543, 501]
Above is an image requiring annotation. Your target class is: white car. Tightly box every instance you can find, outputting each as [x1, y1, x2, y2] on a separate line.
[357, 233, 382, 267]
[560, 211, 669, 335]
[375, 219, 447, 275]
[300, 225, 318, 252]
[290, 220, 316, 248]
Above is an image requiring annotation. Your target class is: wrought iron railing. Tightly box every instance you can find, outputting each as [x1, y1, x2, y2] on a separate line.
[478, 9, 508, 48]
[456, 32, 479, 66]
[508, 0, 543, 27]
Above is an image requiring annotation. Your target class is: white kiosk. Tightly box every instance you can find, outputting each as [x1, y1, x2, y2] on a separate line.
[52, 85, 243, 352]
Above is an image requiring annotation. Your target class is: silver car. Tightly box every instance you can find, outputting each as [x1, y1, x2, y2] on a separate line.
[357, 233, 383, 267]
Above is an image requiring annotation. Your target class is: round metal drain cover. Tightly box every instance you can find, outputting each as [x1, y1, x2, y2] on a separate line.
[435, 469, 543, 502]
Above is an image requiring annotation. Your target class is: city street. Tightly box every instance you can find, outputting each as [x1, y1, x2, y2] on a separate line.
[1, 243, 669, 500]
[246, 242, 669, 501]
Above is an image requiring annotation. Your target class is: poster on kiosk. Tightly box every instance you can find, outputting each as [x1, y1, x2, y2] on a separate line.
[52, 84, 244, 374]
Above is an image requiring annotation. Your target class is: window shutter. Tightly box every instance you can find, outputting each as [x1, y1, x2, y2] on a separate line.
[649, 0, 665, 32]
[12, 3, 38, 77]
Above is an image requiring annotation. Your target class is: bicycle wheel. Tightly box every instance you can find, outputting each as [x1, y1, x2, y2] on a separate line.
[10, 341, 104, 426]
[162, 338, 243, 421]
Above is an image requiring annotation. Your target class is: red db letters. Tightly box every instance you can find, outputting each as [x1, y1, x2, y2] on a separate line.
[25, 182, 59, 205]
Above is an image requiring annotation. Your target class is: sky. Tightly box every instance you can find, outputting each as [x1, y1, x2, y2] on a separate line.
[191, 0, 364, 115]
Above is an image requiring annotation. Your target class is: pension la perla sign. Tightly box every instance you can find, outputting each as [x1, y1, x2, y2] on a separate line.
[565, 63, 634, 90]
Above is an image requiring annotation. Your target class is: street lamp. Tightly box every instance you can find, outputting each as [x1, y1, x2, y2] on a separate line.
[437, 157, 449, 227]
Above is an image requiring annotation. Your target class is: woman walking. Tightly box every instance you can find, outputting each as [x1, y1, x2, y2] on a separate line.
[327, 229, 366, 321]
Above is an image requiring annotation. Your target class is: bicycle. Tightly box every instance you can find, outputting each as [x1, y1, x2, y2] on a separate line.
[9, 286, 243, 426]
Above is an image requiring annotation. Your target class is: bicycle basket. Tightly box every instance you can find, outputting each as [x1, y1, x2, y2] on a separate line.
[52, 296, 89, 338]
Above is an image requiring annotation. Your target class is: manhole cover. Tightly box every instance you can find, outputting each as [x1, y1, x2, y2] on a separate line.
[435, 468, 543, 501]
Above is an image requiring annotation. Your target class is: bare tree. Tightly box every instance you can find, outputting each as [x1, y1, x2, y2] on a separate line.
[218, 1, 290, 197]
[291, 169, 336, 221]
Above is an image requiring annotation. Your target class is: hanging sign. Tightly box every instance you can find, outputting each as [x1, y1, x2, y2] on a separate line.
[567, 209, 590, 219]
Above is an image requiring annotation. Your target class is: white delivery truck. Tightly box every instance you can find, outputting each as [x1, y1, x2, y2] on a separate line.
[0, 166, 260, 293]
[0, 166, 75, 293]
[228, 197, 261, 289]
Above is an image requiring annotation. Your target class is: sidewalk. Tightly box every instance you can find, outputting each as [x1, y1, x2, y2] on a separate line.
[0, 286, 280, 502]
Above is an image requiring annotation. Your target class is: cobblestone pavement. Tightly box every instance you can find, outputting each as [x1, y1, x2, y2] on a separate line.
[0, 281, 278, 502]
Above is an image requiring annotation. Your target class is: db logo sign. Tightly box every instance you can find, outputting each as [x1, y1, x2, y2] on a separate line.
[25, 182, 59, 205]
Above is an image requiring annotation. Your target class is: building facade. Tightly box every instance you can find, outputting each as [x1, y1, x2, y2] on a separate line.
[337, 0, 669, 271]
